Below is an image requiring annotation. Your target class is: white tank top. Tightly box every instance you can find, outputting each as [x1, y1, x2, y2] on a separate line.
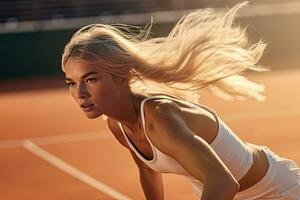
[118, 94, 253, 195]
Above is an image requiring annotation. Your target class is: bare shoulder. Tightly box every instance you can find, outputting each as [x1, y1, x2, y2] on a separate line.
[143, 97, 214, 128]
[106, 118, 129, 149]
[143, 98, 181, 117]
[144, 97, 216, 121]
[143, 97, 218, 147]
[143, 98, 183, 132]
[142, 98, 189, 153]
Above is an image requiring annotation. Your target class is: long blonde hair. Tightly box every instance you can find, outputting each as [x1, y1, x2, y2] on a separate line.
[62, 1, 269, 106]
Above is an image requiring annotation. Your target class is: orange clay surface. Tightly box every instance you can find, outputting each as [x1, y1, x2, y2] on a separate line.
[1, 68, 300, 200]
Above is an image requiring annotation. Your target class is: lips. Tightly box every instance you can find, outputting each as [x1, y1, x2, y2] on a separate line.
[80, 103, 96, 112]
[80, 104, 94, 108]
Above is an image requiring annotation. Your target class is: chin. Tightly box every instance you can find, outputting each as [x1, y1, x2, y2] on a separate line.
[84, 112, 102, 119]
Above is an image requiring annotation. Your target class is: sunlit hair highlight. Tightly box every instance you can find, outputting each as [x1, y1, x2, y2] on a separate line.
[62, 1, 269, 112]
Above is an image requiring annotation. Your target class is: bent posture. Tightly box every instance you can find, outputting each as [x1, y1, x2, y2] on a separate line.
[62, 2, 300, 199]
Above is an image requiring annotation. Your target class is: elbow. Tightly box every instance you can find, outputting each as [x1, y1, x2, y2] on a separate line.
[205, 174, 240, 199]
[221, 174, 239, 192]
[228, 179, 240, 195]
[220, 177, 240, 198]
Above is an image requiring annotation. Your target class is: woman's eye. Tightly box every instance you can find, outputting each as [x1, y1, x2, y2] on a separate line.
[86, 78, 96, 83]
[66, 82, 75, 87]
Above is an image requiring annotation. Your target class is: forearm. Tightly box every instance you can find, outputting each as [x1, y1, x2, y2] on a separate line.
[201, 178, 239, 200]
[139, 169, 164, 200]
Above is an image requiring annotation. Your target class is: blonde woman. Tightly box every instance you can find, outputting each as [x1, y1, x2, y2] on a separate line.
[62, 2, 300, 199]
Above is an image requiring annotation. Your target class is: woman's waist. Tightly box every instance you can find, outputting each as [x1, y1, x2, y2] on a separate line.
[237, 143, 269, 192]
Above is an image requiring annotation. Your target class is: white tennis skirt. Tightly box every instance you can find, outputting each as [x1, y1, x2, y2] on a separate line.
[234, 144, 300, 200]
[190, 144, 300, 200]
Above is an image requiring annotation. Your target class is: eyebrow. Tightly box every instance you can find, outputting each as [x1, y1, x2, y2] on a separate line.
[65, 71, 98, 81]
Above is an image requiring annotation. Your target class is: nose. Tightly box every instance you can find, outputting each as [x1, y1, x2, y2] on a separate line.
[76, 83, 90, 99]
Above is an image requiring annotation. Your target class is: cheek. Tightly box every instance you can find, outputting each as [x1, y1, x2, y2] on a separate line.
[93, 82, 121, 106]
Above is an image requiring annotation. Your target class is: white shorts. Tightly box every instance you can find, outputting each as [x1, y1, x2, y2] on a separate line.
[234, 144, 300, 200]
[190, 145, 300, 200]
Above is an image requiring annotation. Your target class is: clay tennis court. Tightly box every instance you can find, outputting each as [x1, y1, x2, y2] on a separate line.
[1, 68, 300, 200]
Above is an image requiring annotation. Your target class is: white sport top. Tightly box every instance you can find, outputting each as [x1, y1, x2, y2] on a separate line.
[118, 94, 253, 196]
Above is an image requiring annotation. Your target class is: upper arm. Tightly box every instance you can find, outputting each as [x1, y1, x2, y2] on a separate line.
[144, 100, 235, 183]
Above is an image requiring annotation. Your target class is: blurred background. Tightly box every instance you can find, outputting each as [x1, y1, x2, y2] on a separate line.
[0, 0, 299, 92]
[0, 1, 299, 200]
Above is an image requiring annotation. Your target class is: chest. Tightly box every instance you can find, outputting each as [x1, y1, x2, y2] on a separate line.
[122, 123, 197, 176]
[120, 123, 154, 160]
[118, 104, 218, 161]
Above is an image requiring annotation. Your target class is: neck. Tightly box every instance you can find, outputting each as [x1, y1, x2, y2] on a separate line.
[107, 92, 147, 132]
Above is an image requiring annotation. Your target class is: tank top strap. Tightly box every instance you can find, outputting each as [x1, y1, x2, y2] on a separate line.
[140, 95, 163, 134]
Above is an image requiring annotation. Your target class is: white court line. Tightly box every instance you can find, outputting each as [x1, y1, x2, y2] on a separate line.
[22, 139, 133, 200]
[1, 107, 300, 149]
[0, 131, 110, 149]
[1, 107, 300, 198]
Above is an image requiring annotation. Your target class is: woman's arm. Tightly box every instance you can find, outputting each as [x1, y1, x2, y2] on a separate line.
[144, 100, 240, 200]
[129, 150, 164, 200]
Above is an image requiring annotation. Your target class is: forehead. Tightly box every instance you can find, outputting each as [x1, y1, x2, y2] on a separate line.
[64, 57, 100, 73]
[64, 57, 105, 79]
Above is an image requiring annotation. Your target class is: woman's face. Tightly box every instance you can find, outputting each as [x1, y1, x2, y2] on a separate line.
[64, 57, 123, 119]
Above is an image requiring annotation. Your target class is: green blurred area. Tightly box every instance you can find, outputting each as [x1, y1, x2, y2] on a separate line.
[0, 13, 299, 82]
[0, 29, 74, 80]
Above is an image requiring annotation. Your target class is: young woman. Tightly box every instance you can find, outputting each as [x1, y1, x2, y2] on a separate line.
[62, 2, 300, 199]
